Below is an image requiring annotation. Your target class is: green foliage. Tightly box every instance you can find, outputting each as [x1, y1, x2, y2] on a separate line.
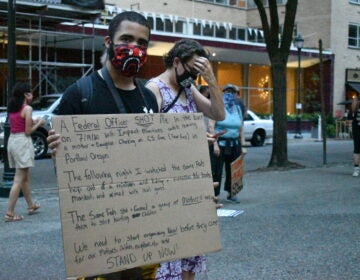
[326, 124, 336, 138]
[303, 72, 321, 113]
[256, 113, 273, 119]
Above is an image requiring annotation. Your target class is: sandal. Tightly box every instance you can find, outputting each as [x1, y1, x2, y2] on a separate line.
[28, 203, 40, 215]
[5, 213, 24, 222]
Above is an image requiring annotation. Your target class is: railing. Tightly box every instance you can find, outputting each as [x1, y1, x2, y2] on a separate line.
[336, 120, 352, 139]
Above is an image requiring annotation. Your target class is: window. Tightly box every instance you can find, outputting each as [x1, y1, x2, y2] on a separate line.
[164, 19, 173, 32]
[229, 27, 237, 39]
[349, 24, 360, 48]
[238, 28, 246, 40]
[203, 24, 214, 37]
[349, 0, 360, 4]
[215, 26, 227, 38]
[248, 28, 256, 42]
[147, 17, 154, 30]
[175, 21, 184, 33]
[155, 18, 164, 31]
[193, 23, 202, 36]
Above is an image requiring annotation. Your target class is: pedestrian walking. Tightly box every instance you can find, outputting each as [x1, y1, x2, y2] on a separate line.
[4, 82, 45, 222]
[350, 94, 360, 176]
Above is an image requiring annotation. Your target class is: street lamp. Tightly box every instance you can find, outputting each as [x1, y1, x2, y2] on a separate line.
[294, 33, 304, 139]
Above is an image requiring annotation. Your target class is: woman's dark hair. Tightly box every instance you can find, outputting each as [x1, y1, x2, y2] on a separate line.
[7, 82, 30, 113]
[199, 85, 209, 93]
[163, 39, 209, 68]
[108, 11, 151, 41]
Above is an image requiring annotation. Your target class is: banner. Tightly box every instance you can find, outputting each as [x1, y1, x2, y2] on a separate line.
[53, 113, 221, 278]
[230, 154, 245, 197]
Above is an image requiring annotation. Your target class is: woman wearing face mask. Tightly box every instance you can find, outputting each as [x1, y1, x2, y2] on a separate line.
[146, 39, 224, 120]
[146, 39, 225, 280]
[209, 84, 247, 203]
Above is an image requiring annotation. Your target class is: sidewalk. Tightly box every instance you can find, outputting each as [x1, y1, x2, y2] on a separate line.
[204, 163, 360, 280]
[0, 140, 359, 280]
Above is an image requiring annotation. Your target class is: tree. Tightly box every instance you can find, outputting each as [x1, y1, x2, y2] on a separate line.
[253, 0, 298, 167]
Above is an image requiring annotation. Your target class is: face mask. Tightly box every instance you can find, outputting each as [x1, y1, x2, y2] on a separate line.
[223, 92, 236, 111]
[109, 43, 147, 77]
[175, 62, 198, 88]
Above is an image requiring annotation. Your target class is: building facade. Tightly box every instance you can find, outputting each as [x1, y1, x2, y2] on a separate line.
[1, 0, 359, 117]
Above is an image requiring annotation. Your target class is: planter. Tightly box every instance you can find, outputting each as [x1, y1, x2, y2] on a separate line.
[311, 126, 319, 138]
[287, 120, 313, 133]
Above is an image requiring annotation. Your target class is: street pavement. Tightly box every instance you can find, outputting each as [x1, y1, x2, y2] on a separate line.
[0, 136, 359, 280]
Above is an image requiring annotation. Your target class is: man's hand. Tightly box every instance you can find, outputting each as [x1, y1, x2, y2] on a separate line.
[47, 129, 61, 158]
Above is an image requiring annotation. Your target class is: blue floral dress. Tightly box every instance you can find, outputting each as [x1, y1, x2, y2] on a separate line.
[147, 78, 206, 280]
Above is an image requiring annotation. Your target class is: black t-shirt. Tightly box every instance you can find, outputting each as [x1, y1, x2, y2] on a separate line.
[57, 71, 159, 115]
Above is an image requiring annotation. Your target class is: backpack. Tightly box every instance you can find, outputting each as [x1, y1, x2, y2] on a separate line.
[76, 75, 93, 114]
[76, 68, 152, 114]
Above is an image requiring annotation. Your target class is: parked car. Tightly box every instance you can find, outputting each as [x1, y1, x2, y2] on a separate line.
[0, 94, 62, 159]
[244, 110, 273, 146]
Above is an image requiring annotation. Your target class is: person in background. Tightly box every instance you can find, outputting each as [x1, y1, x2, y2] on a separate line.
[4, 82, 45, 222]
[146, 39, 225, 280]
[199, 85, 225, 189]
[350, 94, 360, 176]
[231, 83, 247, 118]
[209, 84, 247, 203]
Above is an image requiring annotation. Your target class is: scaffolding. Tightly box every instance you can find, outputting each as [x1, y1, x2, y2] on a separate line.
[0, 0, 103, 103]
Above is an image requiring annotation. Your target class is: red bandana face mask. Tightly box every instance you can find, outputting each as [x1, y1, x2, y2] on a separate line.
[109, 43, 148, 77]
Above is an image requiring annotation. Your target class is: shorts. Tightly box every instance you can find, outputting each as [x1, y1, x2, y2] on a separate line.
[7, 133, 34, 169]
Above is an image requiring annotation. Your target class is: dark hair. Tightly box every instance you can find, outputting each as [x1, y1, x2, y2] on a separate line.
[199, 85, 209, 93]
[163, 39, 209, 68]
[7, 82, 30, 113]
[108, 11, 151, 41]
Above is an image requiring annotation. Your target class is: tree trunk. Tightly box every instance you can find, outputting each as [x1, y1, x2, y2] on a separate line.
[268, 55, 289, 167]
[253, 0, 298, 168]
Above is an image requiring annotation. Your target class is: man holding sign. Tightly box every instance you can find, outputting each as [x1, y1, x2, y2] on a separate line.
[49, 10, 159, 280]
[48, 11, 224, 280]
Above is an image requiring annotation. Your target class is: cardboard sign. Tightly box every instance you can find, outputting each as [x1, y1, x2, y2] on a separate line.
[230, 154, 245, 197]
[53, 113, 221, 279]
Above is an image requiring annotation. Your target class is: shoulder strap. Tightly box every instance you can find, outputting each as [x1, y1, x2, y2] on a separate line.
[134, 78, 151, 111]
[100, 67, 127, 114]
[76, 75, 93, 114]
[162, 87, 184, 113]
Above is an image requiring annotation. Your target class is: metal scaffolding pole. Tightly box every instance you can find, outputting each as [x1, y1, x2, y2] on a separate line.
[0, 0, 16, 197]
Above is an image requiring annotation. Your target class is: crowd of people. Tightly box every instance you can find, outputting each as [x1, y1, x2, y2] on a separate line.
[4, 10, 247, 280]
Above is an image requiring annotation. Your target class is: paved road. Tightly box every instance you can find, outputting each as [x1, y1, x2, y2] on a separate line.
[0, 138, 359, 280]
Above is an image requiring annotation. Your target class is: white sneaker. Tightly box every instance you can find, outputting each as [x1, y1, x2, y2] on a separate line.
[352, 167, 360, 177]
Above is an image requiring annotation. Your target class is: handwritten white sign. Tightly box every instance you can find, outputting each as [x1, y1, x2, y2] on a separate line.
[53, 113, 222, 279]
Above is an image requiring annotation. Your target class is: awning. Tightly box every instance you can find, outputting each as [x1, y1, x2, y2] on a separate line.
[347, 82, 360, 94]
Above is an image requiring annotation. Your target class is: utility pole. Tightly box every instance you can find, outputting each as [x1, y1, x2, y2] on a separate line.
[294, 33, 304, 139]
[0, 0, 16, 197]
